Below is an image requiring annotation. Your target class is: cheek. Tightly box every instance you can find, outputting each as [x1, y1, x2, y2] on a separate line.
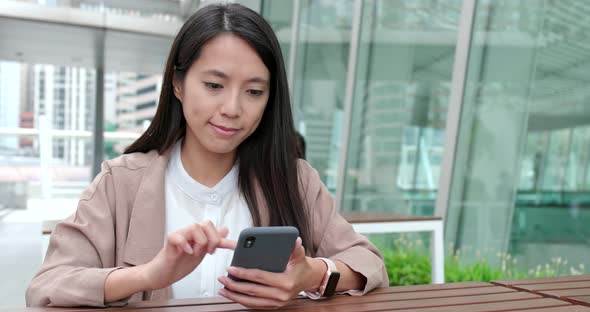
[182, 90, 211, 119]
[247, 104, 267, 132]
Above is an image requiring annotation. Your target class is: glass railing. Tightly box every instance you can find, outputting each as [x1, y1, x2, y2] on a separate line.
[0, 128, 140, 209]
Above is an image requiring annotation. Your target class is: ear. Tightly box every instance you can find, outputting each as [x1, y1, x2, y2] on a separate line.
[172, 76, 183, 101]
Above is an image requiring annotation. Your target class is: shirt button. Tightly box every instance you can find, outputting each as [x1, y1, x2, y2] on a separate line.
[211, 193, 218, 201]
[203, 291, 209, 297]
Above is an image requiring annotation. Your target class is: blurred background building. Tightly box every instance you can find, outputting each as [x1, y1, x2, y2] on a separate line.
[0, 0, 589, 307]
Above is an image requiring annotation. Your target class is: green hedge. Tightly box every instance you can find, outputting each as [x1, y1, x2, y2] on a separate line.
[380, 238, 586, 286]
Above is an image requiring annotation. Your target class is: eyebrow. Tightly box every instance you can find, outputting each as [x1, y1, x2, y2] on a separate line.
[202, 69, 269, 85]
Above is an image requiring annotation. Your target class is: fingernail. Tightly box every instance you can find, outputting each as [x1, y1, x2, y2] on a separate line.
[184, 243, 193, 255]
[226, 266, 237, 274]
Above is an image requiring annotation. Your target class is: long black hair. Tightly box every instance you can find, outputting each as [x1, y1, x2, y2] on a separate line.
[125, 3, 312, 251]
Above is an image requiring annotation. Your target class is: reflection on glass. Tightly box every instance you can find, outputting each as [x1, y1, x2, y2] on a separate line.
[0, 61, 96, 206]
[447, 0, 590, 272]
[292, 0, 354, 192]
[105, 72, 161, 158]
[261, 0, 293, 64]
[341, 0, 460, 215]
[10, 0, 197, 22]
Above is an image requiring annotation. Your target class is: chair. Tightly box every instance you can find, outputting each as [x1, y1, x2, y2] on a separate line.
[342, 211, 445, 284]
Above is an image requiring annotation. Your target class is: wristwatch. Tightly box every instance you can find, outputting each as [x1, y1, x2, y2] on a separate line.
[304, 257, 340, 299]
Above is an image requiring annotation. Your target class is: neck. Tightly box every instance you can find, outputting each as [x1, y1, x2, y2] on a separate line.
[180, 136, 236, 188]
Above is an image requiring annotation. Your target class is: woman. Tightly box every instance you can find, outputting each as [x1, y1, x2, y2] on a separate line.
[26, 3, 388, 309]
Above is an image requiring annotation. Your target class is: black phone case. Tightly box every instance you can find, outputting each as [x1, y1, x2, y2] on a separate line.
[228, 226, 299, 281]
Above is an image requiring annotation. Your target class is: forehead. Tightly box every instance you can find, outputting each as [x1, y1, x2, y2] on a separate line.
[191, 33, 270, 81]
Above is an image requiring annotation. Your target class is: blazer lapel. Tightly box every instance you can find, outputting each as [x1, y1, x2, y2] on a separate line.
[123, 149, 172, 266]
[121, 149, 271, 263]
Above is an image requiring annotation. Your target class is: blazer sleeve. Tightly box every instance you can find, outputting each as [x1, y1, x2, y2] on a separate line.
[298, 160, 389, 294]
[26, 162, 127, 307]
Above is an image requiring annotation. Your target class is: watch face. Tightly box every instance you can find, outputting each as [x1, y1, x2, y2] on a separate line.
[323, 272, 340, 297]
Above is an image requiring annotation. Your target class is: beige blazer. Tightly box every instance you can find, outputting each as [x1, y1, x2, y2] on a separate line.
[26, 149, 389, 307]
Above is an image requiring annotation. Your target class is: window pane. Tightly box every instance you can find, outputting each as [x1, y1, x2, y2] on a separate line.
[104, 72, 161, 158]
[0, 61, 95, 206]
[261, 0, 294, 64]
[16, 0, 198, 22]
[447, 0, 590, 272]
[292, 0, 355, 192]
[341, 0, 461, 215]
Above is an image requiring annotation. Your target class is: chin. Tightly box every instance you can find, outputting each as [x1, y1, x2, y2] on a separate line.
[206, 143, 240, 155]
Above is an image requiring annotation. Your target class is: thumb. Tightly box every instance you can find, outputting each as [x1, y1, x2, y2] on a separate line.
[289, 237, 305, 261]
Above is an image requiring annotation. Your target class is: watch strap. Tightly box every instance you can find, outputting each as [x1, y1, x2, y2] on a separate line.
[303, 258, 340, 299]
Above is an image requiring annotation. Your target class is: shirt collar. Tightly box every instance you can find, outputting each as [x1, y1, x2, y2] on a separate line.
[168, 139, 239, 205]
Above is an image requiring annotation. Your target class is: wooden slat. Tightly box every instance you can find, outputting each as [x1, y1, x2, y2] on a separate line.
[115, 294, 322, 310]
[540, 288, 590, 299]
[515, 281, 590, 292]
[393, 298, 573, 312]
[0, 308, 74, 312]
[73, 305, 246, 312]
[123, 296, 233, 309]
[519, 306, 590, 312]
[280, 291, 542, 311]
[569, 296, 590, 307]
[280, 286, 515, 310]
[366, 282, 493, 294]
[493, 276, 590, 287]
[365, 286, 515, 301]
[341, 211, 442, 223]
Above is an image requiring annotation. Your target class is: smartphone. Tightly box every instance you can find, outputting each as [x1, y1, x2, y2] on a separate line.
[228, 226, 299, 282]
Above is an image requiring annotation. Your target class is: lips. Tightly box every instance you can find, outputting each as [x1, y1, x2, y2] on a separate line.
[210, 122, 240, 136]
[213, 124, 239, 132]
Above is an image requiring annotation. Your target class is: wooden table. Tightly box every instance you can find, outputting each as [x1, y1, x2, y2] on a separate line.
[493, 275, 590, 309]
[8, 277, 590, 311]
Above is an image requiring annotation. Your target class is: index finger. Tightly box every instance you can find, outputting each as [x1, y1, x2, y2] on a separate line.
[219, 238, 237, 250]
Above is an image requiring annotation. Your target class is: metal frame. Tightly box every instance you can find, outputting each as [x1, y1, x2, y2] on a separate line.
[287, 0, 301, 100]
[335, 0, 363, 211]
[351, 219, 445, 284]
[434, 0, 477, 218]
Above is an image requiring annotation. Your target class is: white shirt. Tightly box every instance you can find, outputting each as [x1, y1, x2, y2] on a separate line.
[165, 140, 253, 299]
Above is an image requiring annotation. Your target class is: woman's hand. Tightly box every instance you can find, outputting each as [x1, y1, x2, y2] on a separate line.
[217, 237, 326, 309]
[104, 221, 236, 303]
[141, 221, 237, 291]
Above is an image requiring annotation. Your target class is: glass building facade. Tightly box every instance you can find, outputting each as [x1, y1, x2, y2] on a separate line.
[0, 0, 589, 305]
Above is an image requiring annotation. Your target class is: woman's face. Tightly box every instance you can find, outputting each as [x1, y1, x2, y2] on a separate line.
[173, 33, 270, 156]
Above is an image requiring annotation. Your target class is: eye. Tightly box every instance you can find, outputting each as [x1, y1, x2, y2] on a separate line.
[204, 82, 223, 90]
[247, 89, 264, 96]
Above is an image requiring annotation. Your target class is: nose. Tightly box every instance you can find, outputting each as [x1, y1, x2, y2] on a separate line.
[220, 89, 242, 118]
